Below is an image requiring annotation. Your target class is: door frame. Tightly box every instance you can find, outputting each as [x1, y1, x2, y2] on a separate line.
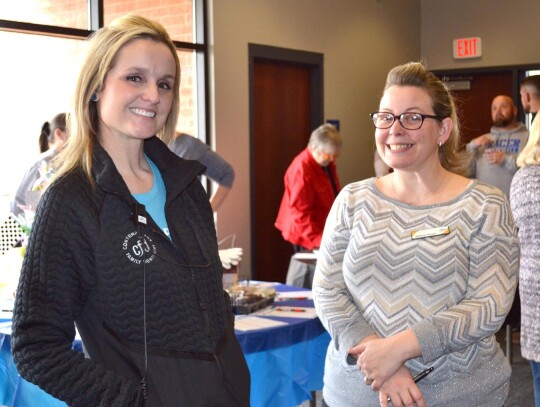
[432, 63, 540, 123]
[248, 43, 324, 278]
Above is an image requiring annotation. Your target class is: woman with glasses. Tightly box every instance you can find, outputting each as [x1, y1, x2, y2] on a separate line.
[313, 62, 518, 406]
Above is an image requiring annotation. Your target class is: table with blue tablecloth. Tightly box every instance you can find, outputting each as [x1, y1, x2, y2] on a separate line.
[236, 283, 330, 407]
[0, 283, 330, 407]
[0, 323, 83, 407]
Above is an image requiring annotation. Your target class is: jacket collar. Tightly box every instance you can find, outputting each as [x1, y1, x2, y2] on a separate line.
[302, 146, 337, 173]
[92, 136, 206, 201]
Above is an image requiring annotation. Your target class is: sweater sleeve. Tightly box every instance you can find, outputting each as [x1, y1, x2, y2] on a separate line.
[11, 180, 141, 407]
[501, 153, 518, 173]
[313, 185, 376, 363]
[410, 193, 519, 363]
[10, 163, 40, 218]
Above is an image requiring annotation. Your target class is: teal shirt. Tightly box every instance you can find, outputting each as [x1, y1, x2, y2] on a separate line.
[131, 157, 170, 239]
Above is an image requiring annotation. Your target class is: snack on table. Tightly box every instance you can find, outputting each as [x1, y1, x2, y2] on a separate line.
[226, 285, 276, 314]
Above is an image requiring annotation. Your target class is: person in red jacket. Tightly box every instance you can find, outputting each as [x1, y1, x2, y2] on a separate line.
[275, 123, 342, 252]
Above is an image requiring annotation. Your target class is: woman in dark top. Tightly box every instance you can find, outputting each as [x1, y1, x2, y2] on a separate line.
[11, 14, 250, 406]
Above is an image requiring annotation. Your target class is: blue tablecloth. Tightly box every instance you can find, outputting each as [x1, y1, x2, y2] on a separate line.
[0, 284, 330, 407]
[236, 283, 330, 407]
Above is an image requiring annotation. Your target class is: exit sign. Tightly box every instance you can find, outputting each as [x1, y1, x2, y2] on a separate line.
[453, 37, 482, 59]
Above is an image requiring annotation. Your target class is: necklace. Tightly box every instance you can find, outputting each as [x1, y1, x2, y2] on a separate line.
[391, 172, 448, 206]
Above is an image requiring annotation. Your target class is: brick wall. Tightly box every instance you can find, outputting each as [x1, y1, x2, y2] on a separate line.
[105, 0, 197, 136]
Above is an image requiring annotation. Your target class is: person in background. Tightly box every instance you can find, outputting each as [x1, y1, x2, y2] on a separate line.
[510, 115, 540, 407]
[39, 120, 55, 153]
[275, 123, 342, 253]
[169, 133, 240, 270]
[466, 95, 528, 197]
[11, 14, 249, 406]
[9, 112, 68, 217]
[313, 62, 518, 407]
[169, 132, 235, 212]
[520, 75, 540, 115]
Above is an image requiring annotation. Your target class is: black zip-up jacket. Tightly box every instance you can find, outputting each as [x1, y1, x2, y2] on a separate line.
[11, 137, 250, 406]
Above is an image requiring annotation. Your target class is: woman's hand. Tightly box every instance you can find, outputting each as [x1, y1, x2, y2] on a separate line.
[378, 366, 427, 407]
[350, 337, 402, 389]
[349, 330, 421, 390]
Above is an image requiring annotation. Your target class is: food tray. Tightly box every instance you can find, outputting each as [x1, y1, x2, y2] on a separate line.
[232, 296, 274, 315]
[226, 285, 276, 315]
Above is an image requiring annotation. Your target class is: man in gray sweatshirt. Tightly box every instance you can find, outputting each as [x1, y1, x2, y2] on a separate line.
[467, 95, 529, 197]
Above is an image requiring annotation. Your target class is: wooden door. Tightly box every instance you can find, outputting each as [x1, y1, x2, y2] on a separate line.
[249, 45, 323, 283]
[252, 61, 311, 283]
[436, 71, 513, 146]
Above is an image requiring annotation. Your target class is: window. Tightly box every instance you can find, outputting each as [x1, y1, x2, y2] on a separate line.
[104, 1, 195, 43]
[0, 31, 85, 201]
[0, 0, 208, 214]
[0, 0, 88, 29]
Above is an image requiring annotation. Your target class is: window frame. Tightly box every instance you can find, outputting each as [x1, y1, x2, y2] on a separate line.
[0, 0, 210, 144]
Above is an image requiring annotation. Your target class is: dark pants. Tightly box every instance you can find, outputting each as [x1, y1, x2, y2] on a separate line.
[293, 244, 309, 253]
[287, 245, 316, 289]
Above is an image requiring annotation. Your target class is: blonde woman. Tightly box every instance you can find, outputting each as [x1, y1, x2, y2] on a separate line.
[510, 116, 540, 407]
[11, 15, 250, 406]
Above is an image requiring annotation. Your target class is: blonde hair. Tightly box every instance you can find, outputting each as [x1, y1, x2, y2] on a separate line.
[56, 14, 181, 183]
[383, 62, 470, 176]
[517, 117, 540, 167]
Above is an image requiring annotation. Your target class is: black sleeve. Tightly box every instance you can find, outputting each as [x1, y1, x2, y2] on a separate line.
[11, 178, 141, 407]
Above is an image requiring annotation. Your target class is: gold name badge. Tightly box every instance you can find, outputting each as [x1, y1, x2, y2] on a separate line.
[411, 226, 450, 240]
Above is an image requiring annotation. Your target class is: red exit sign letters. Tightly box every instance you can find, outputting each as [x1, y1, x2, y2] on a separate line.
[453, 37, 482, 59]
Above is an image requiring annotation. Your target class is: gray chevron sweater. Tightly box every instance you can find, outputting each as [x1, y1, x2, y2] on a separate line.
[510, 165, 540, 363]
[313, 178, 519, 407]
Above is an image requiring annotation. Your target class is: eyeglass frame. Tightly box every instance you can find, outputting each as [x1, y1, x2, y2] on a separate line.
[369, 112, 444, 130]
[318, 150, 339, 160]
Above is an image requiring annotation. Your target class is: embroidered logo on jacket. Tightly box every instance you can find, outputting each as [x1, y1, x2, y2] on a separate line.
[123, 231, 157, 264]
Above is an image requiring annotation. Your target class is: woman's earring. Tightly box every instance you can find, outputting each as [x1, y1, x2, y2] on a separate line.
[91, 94, 98, 102]
[438, 140, 442, 147]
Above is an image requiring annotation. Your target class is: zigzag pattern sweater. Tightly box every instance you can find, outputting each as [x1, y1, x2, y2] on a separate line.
[313, 178, 519, 407]
[510, 165, 540, 363]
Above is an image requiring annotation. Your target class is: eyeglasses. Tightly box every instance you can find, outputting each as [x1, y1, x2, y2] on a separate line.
[370, 112, 443, 130]
[319, 151, 338, 160]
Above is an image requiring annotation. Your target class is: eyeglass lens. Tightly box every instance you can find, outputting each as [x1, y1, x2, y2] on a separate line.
[372, 113, 425, 130]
